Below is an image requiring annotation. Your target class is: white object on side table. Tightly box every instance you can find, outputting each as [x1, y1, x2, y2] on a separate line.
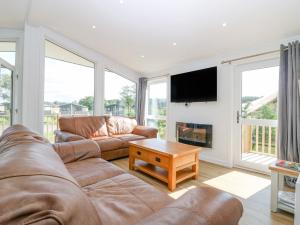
[295, 174, 300, 225]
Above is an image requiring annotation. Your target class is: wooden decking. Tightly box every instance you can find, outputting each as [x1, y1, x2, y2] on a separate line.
[112, 158, 294, 225]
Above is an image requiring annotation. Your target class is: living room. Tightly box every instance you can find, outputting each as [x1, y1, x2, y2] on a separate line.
[0, 1, 300, 225]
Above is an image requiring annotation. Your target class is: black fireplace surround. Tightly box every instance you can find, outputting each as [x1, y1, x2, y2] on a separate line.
[176, 122, 212, 148]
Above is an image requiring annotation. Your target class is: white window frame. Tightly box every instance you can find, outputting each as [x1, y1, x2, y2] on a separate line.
[145, 78, 168, 139]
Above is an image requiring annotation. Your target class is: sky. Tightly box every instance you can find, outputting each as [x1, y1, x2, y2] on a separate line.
[148, 82, 167, 99]
[0, 52, 15, 66]
[44, 58, 136, 103]
[242, 66, 279, 98]
[104, 71, 136, 100]
[44, 58, 94, 102]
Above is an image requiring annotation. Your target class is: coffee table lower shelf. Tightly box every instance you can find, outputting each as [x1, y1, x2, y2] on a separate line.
[134, 160, 196, 185]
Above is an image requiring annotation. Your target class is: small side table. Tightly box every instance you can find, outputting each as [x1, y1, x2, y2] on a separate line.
[269, 162, 299, 213]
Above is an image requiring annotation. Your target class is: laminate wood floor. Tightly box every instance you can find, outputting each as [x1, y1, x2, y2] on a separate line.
[112, 158, 294, 225]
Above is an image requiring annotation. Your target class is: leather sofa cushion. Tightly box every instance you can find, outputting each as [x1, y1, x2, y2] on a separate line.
[0, 176, 102, 225]
[66, 158, 125, 187]
[106, 116, 137, 135]
[95, 137, 125, 152]
[0, 126, 77, 185]
[52, 140, 101, 163]
[59, 116, 108, 138]
[112, 134, 146, 141]
[136, 187, 243, 225]
[0, 125, 102, 225]
[84, 173, 172, 225]
[112, 134, 146, 147]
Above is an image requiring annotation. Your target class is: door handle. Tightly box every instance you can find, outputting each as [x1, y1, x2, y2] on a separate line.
[237, 111, 240, 124]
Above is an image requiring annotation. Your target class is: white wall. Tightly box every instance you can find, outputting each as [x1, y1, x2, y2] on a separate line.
[165, 63, 234, 167]
[147, 34, 300, 168]
[21, 24, 141, 134]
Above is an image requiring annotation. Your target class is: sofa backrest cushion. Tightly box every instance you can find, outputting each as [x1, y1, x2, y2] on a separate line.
[52, 139, 101, 163]
[59, 116, 108, 138]
[0, 125, 102, 225]
[106, 116, 137, 135]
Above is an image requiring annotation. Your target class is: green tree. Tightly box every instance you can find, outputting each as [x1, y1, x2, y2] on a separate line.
[0, 74, 11, 102]
[249, 102, 277, 120]
[120, 85, 136, 117]
[79, 96, 94, 111]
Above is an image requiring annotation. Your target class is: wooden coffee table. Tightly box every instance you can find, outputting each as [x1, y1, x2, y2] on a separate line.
[129, 138, 201, 191]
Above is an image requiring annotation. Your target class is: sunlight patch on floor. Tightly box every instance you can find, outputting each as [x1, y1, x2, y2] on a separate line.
[203, 171, 271, 199]
[168, 185, 197, 199]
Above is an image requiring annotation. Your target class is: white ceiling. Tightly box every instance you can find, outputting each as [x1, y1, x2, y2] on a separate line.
[1, 0, 300, 74]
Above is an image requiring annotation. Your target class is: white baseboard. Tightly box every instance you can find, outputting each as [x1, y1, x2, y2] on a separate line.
[199, 155, 232, 168]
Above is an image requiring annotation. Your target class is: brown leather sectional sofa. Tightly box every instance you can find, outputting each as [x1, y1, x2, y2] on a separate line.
[0, 125, 243, 225]
[55, 116, 158, 160]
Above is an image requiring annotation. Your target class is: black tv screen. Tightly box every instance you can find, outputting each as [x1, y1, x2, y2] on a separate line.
[171, 67, 217, 102]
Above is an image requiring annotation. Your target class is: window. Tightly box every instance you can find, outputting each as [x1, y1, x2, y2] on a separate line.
[44, 41, 95, 142]
[0, 42, 16, 66]
[104, 70, 137, 118]
[0, 42, 16, 135]
[145, 80, 167, 139]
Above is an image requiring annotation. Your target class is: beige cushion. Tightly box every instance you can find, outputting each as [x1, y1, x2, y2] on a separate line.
[85, 173, 173, 225]
[112, 134, 146, 147]
[95, 137, 125, 152]
[106, 116, 137, 136]
[66, 158, 125, 187]
[59, 116, 108, 138]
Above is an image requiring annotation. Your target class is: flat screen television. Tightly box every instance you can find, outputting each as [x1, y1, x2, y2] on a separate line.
[170, 66, 217, 102]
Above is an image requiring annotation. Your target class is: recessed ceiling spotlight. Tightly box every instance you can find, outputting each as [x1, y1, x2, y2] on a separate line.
[120, 0, 124, 4]
[92, 25, 96, 29]
[140, 55, 145, 58]
[173, 42, 177, 46]
[222, 22, 227, 27]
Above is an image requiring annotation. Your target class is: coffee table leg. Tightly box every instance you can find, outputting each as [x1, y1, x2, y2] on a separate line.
[192, 153, 199, 179]
[129, 150, 135, 170]
[168, 160, 176, 191]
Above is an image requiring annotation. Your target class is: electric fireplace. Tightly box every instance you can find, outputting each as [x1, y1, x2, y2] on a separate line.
[176, 122, 212, 148]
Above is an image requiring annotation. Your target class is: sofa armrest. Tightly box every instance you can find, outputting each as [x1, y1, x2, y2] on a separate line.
[52, 140, 101, 163]
[132, 126, 158, 138]
[55, 130, 85, 142]
[135, 187, 243, 225]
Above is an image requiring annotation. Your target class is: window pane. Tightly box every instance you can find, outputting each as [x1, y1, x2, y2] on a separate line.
[44, 41, 94, 142]
[146, 119, 166, 139]
[241, 66, 279, 119]
[146, 81, 167, 139]
[104, 71, 136, 118]
[148, 82, 167, 116]
[0, 67, 13, 134]
[0, 42, 16, 66]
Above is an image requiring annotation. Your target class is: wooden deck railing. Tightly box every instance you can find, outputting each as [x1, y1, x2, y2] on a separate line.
[242, 119, 277, 157]
[44, 114, 59, 143]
